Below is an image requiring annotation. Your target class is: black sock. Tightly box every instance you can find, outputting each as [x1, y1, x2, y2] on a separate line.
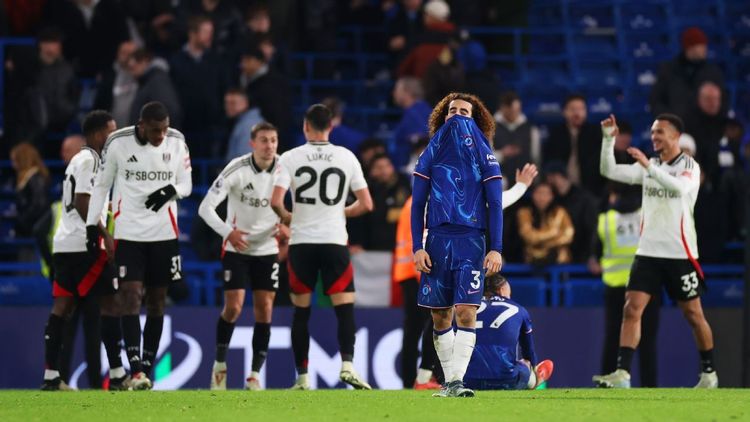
[252, 322, 271, 372]
[700, 349, 715, 373]
[100, 316, 123, 371]
[142, 315, 164, 377]
[334, 303, 356, 362]
[215, 317, 235, 363]
[121, 315, 142, 374]
[616, 347, 635, 373]
[292, 306, 311, 374]
[44, 314, 65, 372]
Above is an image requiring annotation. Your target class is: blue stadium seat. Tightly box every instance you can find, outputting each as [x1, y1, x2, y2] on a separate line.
[701, 279, 744, 307]
[618, 1, 671, 31]
[0, 276, 52, 305]
[508, 277, 547, 307]
[563, 278, 604, 307]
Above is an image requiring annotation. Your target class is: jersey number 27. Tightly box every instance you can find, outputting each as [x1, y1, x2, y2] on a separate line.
[475, 301, 519, 329]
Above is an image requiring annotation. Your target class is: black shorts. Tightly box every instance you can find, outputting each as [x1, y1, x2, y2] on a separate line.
[222, 252, 279, 291]
[115, 239, 182, 287]
[288, 244, 354, 295]
[628, 255, 705, 301]
[53, 251, 117, 297]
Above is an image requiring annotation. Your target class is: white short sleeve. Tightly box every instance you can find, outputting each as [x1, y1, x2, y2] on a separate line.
[273, 152, 292, 189]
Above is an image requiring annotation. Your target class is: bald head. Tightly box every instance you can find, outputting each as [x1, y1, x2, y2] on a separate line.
[393, 77, 424, 108]
[698, 82, 721, 116]
[61, 135, 85, 163]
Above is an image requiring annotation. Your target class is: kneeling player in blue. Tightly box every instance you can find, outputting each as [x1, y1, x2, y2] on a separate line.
[411, 93, 504, 397]
[464, 274, 554, 390]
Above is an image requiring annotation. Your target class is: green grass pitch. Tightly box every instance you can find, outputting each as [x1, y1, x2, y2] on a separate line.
[0, 389, 747, 421]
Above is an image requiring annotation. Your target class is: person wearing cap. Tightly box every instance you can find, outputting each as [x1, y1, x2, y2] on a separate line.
[649, 27, 725, 120]
[397, 0, 456, 79]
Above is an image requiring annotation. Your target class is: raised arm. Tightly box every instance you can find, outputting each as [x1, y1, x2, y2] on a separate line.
[600, 114, 645, 185]
[503, 163, 537, 209]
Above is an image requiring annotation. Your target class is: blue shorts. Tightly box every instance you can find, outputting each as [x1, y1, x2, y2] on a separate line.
[464, 362, 531, 390]
[418, 231, 485, 308]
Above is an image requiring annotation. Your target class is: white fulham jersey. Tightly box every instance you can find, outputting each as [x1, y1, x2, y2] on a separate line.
[87, 126, 192, 242]
[198, 153, 280, 256]
[53, 147, 107, 253]
[274, 141, 368, 245]
[600, 135, 700, 260]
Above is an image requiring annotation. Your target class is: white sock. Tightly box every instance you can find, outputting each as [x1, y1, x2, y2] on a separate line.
[416, 368, 433, 384]
[527, 368, 537, 389]
[213, 361, 227, 371]
[341, 360, 354, 373]
[450, 328, 476, 382]
[44, 369, 60, 381]
[297, 373, 309, 384]
[250, 371, 260, 380]
[433, 328, 455, 382]
[110, 366, 126, 379]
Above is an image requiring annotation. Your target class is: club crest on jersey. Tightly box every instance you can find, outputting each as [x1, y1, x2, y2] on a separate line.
[163, 153, 172, 163]
[463, 135, 474, 147]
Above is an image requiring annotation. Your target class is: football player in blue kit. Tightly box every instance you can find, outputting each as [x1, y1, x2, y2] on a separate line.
[411, 92, 504, 397]
[464, 274, 554, 390]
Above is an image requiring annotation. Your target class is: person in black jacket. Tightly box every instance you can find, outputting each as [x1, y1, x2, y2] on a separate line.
[93, 40, 138, 127]
[127, 48, 183, 129]
[543, 94, 604, 197]
[10, 143, 50, 238]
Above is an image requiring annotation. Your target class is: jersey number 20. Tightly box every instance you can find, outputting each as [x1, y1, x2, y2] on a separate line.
[295, 166, 346, 205]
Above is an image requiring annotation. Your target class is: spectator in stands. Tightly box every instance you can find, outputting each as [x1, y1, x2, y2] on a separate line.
[10, 143, 50, 238]
[42, 0, 129, 78]
[695, 169, 728, 264]
[60, 134, 85, 164]
[94, 40, 138, 127]
[127, 48, 183, 129]
[239, 44, 292, 149]
[16, 28, 79, 150]
[613, 121, 636, 164]
[358, 138, 389, 170]
[120, 0, 180, 56]
[545, 162, 599, 263]
[391, 77, 432, 169]
[544, 94, 604, 196]
[718, 119, 746, 241]
[397, 0, 456, 79]
[649, 27, 726, 120]
[686, 82, 727, 189]
[423, 46, 465, 106]
[349, 153, 411, 252]
[516, 181, 574, 266]
[241, 3, 288, 72]
[170, 15, 228, 157]
[385, 0, 424, 66]
[223, 88, 264, 162]
[493, 91, 541, 185]
[321, 97, 367, 153]
[403, 135, 430, 178]
[176, 0, 243, 60]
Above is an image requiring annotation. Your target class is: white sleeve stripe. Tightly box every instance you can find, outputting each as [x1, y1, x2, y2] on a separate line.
[483, 175, 503, 183]
[414, 172, 430, 180]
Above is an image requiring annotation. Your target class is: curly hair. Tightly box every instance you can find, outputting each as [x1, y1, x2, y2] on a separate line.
[427, 92, 496, 141]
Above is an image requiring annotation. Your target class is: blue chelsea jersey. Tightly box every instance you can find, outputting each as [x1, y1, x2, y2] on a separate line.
[413, 115, 502, 231]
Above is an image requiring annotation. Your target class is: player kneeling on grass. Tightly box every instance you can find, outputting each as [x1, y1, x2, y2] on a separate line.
[198, 122, 288, 390]
[463, 274, 553, 391]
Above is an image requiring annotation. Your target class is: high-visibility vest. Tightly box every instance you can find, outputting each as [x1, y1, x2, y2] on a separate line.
[392, 196, 420, 283]
[41, 201, 63, 279]
[597, 209, 640, 288]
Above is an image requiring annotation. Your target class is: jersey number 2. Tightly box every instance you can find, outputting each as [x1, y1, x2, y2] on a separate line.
[295, 166, 345, 205]
[475, 301, 519, 329]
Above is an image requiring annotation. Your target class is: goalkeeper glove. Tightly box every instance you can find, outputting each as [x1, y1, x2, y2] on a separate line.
[145, 184, 177, 212]
[86, 225, 100, 255]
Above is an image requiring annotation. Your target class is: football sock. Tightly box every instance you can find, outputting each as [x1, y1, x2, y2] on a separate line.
[700, 349, 715, 373]
[44, 313, 65, 372]
[141, 315, 164, 377]
[451, 327, 476, 382]
[100, 316, 124, 370]
[334, 303, 356, 362]
[215, 317, 235, 363]
[110, 366, 126, 380]
[292, 306, 311, 375]
[433, 327, 455, 383]
[616, 346, 635, 373]
[416, 368, 433, 384]
[121, 314, 143, 374]
[252, 322, 271, 372]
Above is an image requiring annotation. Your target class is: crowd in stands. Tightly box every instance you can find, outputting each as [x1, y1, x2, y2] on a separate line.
[1, 0, 748, 278]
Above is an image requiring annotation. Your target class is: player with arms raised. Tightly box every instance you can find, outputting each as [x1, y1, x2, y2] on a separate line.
[411, 93, 504, 398]
[593, 113, 718, 388]
[199, 122, 287, 390]
[271, 104, 373, 390]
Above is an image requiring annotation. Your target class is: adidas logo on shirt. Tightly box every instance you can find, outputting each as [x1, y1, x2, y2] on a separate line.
[127, 155, 138, 163]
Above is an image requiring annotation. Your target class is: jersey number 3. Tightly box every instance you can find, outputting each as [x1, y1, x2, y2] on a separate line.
[295, 166, 345, 205]
[475, 301, 519, 329]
